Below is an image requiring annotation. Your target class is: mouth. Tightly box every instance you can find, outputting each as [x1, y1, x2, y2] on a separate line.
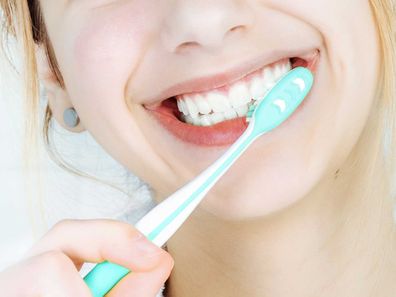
[144, 49, 319, 147]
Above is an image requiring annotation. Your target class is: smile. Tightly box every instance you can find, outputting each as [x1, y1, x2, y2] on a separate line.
[144, 49, 319, 146]
[177, 58, 291, 126]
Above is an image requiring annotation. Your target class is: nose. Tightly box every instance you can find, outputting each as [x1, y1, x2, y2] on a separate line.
[161, 0, 253, 53]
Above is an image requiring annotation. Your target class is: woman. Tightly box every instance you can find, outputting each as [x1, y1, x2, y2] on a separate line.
[0, 0, 395, 296]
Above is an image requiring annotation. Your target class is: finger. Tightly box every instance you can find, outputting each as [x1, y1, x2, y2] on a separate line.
[106, 252, 174, 297]
[0, 251, 92, 297]
[26, 219, 166, 272]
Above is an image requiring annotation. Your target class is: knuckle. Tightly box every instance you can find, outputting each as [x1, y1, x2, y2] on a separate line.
[82, 219, 142, 242]
[39, 251, 74, 274]
[28, 252, 89, 297]
[116, 222, 142, 241]
[52, 219, 75, 232]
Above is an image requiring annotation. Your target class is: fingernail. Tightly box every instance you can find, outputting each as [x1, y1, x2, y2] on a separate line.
[134, 233, 163, 258]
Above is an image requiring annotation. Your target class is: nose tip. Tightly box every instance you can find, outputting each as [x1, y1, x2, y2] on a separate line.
[174, 25, 247, 53]
[161, 2, 252, 53]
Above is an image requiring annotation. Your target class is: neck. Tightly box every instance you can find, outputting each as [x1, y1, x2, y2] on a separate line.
[164, 140, 396, 297]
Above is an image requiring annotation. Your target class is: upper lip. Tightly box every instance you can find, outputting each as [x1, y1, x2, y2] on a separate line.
[144, 48, 319, 107]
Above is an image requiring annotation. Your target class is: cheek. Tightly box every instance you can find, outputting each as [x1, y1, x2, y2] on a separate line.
[57, 3, 162, 136]
[71, 10, 148, 102]
[67, 18, 143, 150]
[50, 3, 167, 180]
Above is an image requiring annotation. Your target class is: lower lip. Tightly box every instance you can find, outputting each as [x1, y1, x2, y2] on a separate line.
[145, 56, 319, 147]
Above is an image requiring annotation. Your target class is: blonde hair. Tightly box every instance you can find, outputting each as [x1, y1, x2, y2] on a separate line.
[1, 1, 134, 234]
[0, 1, 395, 234]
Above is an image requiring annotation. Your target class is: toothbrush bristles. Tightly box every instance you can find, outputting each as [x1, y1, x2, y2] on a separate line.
[245, 98, 262, 122]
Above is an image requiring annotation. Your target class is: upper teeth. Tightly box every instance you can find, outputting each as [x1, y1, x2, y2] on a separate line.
[176, 59, 292, 126]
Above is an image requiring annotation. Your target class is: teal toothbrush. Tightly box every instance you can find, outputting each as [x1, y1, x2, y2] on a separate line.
[83, 67, 314, 296]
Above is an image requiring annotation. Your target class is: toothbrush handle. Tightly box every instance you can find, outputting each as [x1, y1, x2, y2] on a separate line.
[83, 262, 129, 297]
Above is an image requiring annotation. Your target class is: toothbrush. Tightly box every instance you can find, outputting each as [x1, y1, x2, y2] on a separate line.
[83, 67, 314, 296]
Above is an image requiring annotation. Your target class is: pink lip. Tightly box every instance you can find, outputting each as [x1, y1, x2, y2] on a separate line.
[144, 48, 319, 107]
[145, 49, 320, 147]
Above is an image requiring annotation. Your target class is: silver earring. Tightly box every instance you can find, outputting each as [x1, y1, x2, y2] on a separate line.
[63, 107, 80, 128]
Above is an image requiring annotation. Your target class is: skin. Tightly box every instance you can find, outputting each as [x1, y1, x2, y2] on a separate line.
[26, 0, 396, 296]
[0, 220, 174, 296]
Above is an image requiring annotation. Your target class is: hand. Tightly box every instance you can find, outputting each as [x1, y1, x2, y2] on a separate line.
[0, 219, 174, 296]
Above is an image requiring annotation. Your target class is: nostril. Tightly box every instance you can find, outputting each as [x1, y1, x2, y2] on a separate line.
[176, 41, 201, 53]
[224, 24, 247, 42]
[229, 25, 245, 33]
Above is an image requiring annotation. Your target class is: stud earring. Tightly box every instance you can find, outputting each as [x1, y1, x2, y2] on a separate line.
[63, 107, 80, 128]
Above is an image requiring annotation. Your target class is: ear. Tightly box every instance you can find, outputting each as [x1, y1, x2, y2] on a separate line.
[35, 44, 85, 133]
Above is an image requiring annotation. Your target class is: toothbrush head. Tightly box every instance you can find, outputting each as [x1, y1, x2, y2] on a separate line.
[246, 67, 314, 134]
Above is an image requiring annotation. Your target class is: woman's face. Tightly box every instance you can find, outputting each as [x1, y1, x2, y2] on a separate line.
[39, 0, 379, 219]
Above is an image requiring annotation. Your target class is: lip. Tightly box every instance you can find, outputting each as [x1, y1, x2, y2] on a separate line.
[145, 49, 320, 147]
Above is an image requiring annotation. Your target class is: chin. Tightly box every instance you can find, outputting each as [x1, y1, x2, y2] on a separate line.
[199, 172, 315, 221]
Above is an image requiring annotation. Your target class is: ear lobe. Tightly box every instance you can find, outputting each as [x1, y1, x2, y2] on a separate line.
[45, 87, 86, 133]
[35, 44, 85, 133]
